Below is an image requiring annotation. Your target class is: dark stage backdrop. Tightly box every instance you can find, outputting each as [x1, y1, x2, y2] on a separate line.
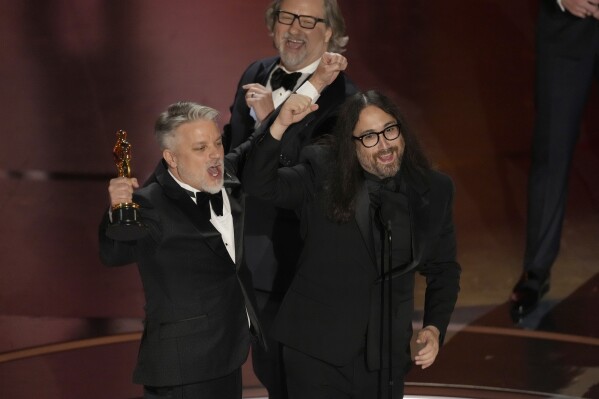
[1, 0, 597, 351]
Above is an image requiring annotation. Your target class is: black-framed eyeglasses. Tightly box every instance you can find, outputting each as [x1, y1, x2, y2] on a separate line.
[352, 124, 401, 148]
[276, 10, 327, 29]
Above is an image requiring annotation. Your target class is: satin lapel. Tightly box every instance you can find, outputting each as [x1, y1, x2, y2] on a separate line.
[175, 193, 232, 263]
[156, 161, 231, 263]
[354, 183, 377, 269]
[257, 58, 279, 85]
[227, 187, 245, 268]
[371, 181, 431, 283]
[407, 182, 430, 271]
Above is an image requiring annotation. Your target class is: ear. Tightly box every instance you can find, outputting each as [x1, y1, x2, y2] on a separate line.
[324, 26, 333, 46]
[163, 149, 176, 169]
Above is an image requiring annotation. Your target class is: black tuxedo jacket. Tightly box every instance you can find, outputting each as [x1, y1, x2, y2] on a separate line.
[224, 55, 357, 160]
[243, 135, 461, 371]
[224, 56, 358, 292]
[99, 160, 262, 387]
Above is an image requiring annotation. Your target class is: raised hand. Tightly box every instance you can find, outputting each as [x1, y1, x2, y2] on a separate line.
[243, 83, 275, 123]
[108, 176, 139, 208]
[269, 94, 319, 140]
[309, 52, 349, 93]
[562, 0, 599, 18]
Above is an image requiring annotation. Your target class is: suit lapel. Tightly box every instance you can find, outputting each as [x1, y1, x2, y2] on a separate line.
[177, 192, 230, 261]
[354, 182, 377, 269]
[354, 167, 432, 280]
[155, 160, 233, 263]
[224, 171, 245, 268]
[257, 58, 279, 85]
[405, 169, 430, 273]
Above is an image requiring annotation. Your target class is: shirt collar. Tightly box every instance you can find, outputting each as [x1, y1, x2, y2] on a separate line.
[278, 57, 321, 76]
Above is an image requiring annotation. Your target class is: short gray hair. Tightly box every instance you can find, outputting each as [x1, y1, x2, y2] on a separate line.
[265, 0, 348, 53]
[154, 101, 219, 150]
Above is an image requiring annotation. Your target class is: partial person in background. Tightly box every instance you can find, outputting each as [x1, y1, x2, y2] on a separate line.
[223, 0, 357, 397]
[99, 102, 263, 399]
[510, 0, 599, 322]
[243, 89, 461, 399]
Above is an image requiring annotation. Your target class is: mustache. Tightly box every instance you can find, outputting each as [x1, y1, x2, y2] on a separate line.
[375, 148, 396, 157]
[283, 32, 306, 42]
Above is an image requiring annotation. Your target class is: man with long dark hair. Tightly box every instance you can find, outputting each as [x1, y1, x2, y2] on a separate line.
[243, 90, 461, 398]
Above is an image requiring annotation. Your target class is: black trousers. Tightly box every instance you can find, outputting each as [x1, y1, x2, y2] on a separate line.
[524, 22, 599, 277]
[283, 345, 405, 399]
[143, 368, 241, 399]
[251, 289, 288, 399]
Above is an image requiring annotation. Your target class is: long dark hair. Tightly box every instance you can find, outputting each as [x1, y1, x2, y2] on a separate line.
[325, 90, 431, 223]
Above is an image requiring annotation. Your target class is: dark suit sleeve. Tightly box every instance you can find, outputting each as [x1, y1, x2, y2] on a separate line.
[98, 210, 139, 266]
[419, 174, 461, 344]
[242, 132, 316, 211]
[98, 195, 161, 267]
[224, 123, 267, 179]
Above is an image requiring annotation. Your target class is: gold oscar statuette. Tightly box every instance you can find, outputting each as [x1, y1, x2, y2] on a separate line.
[106, 129, 148, 241]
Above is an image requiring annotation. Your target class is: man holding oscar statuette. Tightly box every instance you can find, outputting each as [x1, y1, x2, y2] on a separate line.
[98, 102, 263, 399]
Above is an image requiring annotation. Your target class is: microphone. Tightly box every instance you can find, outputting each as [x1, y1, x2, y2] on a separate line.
[374, 204, 392, 233]
[379, 197, 396, 230]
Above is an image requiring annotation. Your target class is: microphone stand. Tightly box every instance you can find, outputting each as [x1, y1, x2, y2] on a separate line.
[385, 220, 393, 399]
[377, 209, 393, 399]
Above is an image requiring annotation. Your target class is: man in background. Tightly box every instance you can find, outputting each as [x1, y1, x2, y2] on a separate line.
[223, 1, 357, 398]
[510, 0, 599, 322]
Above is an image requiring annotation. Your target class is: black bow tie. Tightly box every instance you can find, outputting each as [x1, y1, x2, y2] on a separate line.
[365, 173, 398, 193]
[379, 178, 398, 192]
[270, 68, 302, 91]
[193, 190, 224, 219]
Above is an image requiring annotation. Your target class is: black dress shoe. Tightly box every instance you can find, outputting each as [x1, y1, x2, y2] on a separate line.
[509, 271, 550, 322]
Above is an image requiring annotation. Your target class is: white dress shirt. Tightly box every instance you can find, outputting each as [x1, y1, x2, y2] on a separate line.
[249, 57, 322, 122]
[169, 171, 235, 262]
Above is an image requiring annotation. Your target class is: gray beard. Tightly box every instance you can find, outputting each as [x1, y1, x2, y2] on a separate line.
[202, 180, 223, 194]
[358, 150, 402, 179]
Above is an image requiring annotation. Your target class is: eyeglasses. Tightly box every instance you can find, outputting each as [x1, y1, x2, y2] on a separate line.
[276, 10, 327, 29]
[352, 124, 401, 148]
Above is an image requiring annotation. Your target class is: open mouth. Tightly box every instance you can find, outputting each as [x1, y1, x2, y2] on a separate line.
[285, 37, 305, 50]
[208, 165, 222, 178]
[377, 150, 395, 164]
